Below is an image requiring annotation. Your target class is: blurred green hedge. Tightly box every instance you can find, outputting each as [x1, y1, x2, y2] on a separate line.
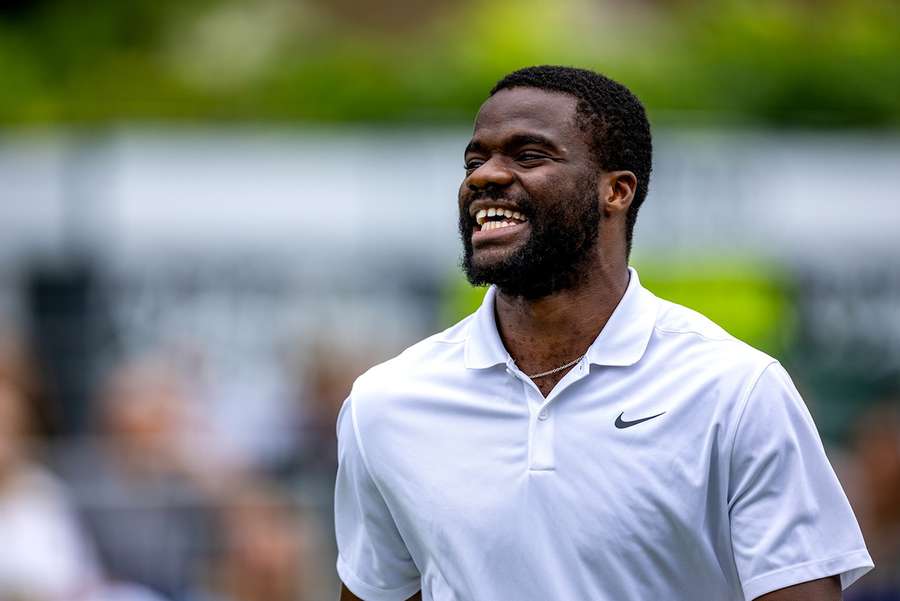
[1, 0, 898, 126]
[441, 257, 791, 357]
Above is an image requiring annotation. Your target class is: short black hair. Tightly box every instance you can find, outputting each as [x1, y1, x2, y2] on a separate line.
[490, 65, 652, 258]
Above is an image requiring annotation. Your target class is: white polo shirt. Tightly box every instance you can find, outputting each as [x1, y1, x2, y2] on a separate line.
[335, 268, 873, 601]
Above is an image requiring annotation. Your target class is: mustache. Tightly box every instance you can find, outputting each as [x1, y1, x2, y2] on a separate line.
[467, 186, 523, 202]
[461, 188, 534, 217]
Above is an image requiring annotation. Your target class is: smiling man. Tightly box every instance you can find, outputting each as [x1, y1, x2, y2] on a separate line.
[334, 66, 873, 601]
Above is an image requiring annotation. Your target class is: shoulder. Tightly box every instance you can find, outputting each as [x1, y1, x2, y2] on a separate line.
[653, 296, 739, 344]
[653, 296, 774, 365]
[646, 295, 778, 404]
[350, 313, 473, 409]
[644, 294, 806, 456]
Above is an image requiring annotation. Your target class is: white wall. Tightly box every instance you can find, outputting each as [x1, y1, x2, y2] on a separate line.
[2, 127, 898, 273]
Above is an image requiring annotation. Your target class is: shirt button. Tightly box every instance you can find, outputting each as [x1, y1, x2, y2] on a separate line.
[538, 409, 549, 421]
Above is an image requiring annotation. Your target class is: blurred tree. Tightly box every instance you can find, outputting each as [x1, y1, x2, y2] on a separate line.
[0, 0, 897, 126]
[440, 257, 791, 357]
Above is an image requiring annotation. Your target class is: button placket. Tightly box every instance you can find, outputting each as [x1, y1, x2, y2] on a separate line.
[530, 406, 555, 471]
[526, 387, 555, 471]
[505, 358, 557, 471]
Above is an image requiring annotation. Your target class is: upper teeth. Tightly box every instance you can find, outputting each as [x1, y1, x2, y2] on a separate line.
[475, 208, 525, 225]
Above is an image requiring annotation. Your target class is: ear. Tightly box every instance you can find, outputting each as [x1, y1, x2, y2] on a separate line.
[598, 170, 637, 218]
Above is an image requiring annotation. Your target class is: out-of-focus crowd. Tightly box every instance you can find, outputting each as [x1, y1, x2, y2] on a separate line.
[1, 323, 899, 600]
[841, 404, 900, 601]
[0, 325, 375, 601]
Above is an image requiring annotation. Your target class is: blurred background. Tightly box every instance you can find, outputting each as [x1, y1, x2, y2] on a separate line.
[1, 0, 899, 599]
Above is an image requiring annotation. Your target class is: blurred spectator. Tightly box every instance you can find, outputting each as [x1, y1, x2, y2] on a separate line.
[0, 329, 55, 435]
[293, 340, 382, 478]
[58, 358, 222, 601]
[0, 378, 102, 600]
[190, 481, 323, 601]
[844, 402, 900, 601]
[91, 583, 173, 601]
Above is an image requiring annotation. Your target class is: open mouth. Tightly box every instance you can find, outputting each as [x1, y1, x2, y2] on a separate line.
[474, 207, 528, 232]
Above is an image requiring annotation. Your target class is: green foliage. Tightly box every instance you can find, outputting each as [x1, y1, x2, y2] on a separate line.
[1, 0, 898, 126]
[634, 257, 792, 357]
[439, 257, 791, 357]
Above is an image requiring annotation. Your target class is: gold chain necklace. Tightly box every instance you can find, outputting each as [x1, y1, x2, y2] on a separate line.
[526, 354, 586, 379]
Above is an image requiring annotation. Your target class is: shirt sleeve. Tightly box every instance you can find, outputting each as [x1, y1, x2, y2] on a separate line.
[334, 395, 421, 601]
[727, 361, 873, 601]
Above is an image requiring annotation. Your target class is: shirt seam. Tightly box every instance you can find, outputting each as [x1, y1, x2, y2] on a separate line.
[337, 553, 421, 598]
[348, 395, 386, 497]
[653, 324, 736, 343]
[430, 337, 467, 346]
[725, 359, 780, 512]
[741, 548, 872, 589]
[347, 395, 423, 580]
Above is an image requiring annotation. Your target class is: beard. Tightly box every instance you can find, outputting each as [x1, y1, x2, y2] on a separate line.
[459, 175, 602, 300]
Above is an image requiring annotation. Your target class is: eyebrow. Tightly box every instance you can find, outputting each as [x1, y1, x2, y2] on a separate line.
[464, 132, 561, 156]
[464, 139, 487, 155]
[505, 133, 559, 150]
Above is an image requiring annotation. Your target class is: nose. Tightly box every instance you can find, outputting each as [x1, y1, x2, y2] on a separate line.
[466, 157, 514, 192]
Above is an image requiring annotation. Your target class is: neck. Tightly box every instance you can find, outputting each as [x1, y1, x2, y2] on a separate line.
[494, 259, 629, 381]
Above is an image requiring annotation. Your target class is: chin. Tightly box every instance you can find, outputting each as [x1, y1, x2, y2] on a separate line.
[470, 252, 510, 273]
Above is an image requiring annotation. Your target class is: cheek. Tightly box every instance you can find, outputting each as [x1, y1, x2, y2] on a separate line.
[458, 179, 473, 210]
[519, 167, 582, 199]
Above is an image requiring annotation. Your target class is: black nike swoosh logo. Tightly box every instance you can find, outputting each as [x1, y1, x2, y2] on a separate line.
[615, 411, 666, 429]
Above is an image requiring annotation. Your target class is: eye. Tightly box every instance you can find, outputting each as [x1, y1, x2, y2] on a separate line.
[517, 151, 548, 164]
[464, 159, 484, 172]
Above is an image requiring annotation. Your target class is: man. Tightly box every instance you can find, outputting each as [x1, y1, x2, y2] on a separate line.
[334, 65, 873, 600]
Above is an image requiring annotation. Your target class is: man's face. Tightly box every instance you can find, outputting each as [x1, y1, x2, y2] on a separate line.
[458, 87, 602, 299]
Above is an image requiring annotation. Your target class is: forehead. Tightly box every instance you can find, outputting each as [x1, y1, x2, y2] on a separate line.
[471, 87, 583, 146]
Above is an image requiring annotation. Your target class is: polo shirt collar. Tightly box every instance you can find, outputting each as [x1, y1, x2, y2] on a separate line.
[584, 267, 658, 367]
[464, 285, 509, 369]
[464, 267, 658, 370]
